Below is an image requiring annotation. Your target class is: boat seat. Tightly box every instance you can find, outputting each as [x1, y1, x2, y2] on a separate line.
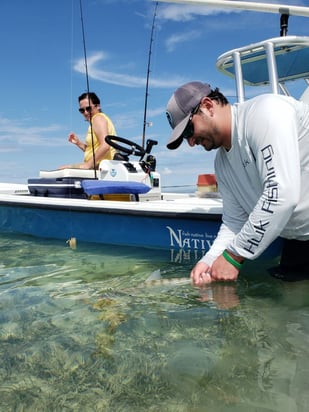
[39, 168, 97, 179]
[81, 180, 151, 201]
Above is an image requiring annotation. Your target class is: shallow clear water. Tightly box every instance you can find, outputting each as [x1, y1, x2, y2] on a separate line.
[0, 234, 309, 412]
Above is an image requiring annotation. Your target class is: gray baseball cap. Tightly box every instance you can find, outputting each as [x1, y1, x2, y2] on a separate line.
[166, 81, 211, 150]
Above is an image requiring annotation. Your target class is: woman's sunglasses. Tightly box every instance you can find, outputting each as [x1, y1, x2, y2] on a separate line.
[78, 105, 97, 114]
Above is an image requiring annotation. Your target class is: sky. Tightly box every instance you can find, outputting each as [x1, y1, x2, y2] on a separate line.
[0, 0, 308, 188]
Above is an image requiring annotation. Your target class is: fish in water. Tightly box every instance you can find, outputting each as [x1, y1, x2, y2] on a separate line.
[140, 269, 192, 288]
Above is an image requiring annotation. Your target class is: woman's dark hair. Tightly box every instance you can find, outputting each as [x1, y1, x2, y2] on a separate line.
[78, 92, 100, 105]
[208, 87, 229, 105]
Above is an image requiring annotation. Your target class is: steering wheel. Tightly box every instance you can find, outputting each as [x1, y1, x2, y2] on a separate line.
[105, 135, 145, 157]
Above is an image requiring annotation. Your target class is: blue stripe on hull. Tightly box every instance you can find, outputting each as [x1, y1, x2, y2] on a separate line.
[0, 204, 221, 251]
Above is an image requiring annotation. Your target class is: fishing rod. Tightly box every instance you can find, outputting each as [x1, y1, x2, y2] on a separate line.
[79, 0, 97, 178]
[142, 1, 159, 149]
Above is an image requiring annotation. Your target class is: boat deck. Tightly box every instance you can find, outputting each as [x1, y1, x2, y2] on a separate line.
[0, 189, 222, 218]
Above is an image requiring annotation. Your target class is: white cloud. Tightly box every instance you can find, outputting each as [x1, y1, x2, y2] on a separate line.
[0, 116, 66, 147]
[161, 166, 173, 175]
[73, 52, 186, 88]
[165, 30, 201, 52]
[157, 3, 236, 22]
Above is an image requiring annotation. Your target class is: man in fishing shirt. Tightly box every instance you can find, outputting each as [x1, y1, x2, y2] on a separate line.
[165, 81, 309, 285]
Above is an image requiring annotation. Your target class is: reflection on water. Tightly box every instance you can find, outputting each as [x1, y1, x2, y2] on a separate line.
[0, 234, 309, 411]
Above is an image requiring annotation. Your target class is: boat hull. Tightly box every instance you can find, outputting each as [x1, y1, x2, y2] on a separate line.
[0, 192, 282, 258]
[0, 194, 222, 252]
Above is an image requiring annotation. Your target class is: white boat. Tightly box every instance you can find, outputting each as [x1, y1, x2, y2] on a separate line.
[0, 136, 223, 252]
[1, 0, 308, 257]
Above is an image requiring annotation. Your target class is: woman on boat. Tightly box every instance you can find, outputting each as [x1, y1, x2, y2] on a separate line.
[59, 92, 116, 169]
[166, 81, 309, 284]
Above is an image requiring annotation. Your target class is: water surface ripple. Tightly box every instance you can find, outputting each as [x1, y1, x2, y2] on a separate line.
[0, 234, 309, 411]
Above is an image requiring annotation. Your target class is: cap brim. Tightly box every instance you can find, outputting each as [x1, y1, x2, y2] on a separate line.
[166, 113, 191, 150]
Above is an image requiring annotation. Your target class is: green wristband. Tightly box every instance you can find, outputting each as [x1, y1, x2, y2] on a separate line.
[222, 250, 243, 270]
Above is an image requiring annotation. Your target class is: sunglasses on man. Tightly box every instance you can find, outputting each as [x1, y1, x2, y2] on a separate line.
[180, 104, 200, 140]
